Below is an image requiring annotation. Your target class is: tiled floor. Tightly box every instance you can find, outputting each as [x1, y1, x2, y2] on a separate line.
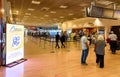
[0, 36, 120, 77]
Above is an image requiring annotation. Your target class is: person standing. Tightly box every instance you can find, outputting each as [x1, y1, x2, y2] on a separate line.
[88, 33, 92, 45]
[60, 33, 66, 48]
[55, 32, 60, 48]
[94, 35, 106, 68]
[109, 31, 117, 54]
[81, 32, 89, 65]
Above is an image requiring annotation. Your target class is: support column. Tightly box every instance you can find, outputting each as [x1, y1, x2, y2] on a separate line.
[105, 25, 111, 39]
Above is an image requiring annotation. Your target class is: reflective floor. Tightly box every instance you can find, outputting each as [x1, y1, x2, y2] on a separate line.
[0, 36, 120, 77]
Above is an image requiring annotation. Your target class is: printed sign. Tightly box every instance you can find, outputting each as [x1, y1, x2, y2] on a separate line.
[6, 24, 24, 65]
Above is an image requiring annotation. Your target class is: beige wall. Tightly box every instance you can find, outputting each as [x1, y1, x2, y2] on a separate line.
[58, 17, 120, 39]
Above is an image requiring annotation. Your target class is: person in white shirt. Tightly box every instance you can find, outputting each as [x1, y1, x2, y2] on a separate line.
[108, 31, 117, 54]
[81, 32, 89, 65]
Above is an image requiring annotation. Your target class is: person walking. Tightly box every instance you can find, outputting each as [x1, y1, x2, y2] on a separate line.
[55, 32, 60, 48]
[109, 31, 117, 54]
[60, 33, 66, 48]
[94, 35, 106, 68]
[81, 32, 89, 65]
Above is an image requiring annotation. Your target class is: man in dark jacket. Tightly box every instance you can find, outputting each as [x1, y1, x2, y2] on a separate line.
[55, 32, 60, 48]
[60, 33, 66, 48]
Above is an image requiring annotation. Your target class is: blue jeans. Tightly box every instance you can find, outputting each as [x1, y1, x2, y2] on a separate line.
[81, 49, 89, 64]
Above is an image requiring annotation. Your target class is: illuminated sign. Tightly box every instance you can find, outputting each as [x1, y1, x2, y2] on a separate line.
[6, 24, 24, 65]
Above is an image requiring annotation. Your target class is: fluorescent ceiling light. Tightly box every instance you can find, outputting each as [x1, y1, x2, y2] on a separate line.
[50, 11, 56, 13]
[59, 5, 68, 9]
[10, 9, 12, 15]
[22, 18, 27, 21]
[53, 18, 58, 20]
[44, 15, 49, 17]
[40, 17, 44, 19]
[16, 11, 19, 14]
[79, 3, 88, 7]
[68, 13, 74, 15]
[97, 1, 113, 5]
[25, 13, 31, 15]
[60, 16, 64, 18]
[117, 5, 120, 8]
[33, 16, 37, 18]
[16, 18, 20, 21]
[73, 18, 77, 20]
[24, 16, 29, 17]
[13, 10, 19, 15]
[32, 0, 40, 4]
[28, 8, 35, 11]
[10, 17, 13, 21]
[93, 18, 103, 26]
[81, 9, 85, 11]
[41, 7, 49, 11]
[1, 8, 5, 14]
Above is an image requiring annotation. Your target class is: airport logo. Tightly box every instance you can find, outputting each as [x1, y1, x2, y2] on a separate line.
[10, 26, 22, 32]
[11, 35, 21, 48]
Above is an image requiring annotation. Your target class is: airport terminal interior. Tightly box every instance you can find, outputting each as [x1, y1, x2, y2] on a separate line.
[0, 0, 120, 77]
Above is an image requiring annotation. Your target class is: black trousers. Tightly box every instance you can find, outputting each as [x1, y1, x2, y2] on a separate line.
[110, 41, 117, 54]
[55, 41, 60, 48]
[61, 41, 65, 48]
[96, 54, 104, 68]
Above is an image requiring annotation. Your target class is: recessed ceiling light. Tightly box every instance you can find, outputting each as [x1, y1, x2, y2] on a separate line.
[50, 11, 56, 13]
[25, 13, 31, 15]
[59, 5, 68, 9]
[28, 8, 35, 11]
[32, 0, 40, 4]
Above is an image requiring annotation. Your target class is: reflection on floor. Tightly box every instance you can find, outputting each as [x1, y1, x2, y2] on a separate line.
[0, 36, 120, 77]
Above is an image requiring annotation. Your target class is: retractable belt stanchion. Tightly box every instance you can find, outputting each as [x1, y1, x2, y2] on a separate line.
[76, 40, 79, 50]
[66, 40, 70, 52]
[43, 37, 46, 49]
[39, 36, 41, 47]
[76, 39, 79, 49]
[50, 37, 54, 53]
[78, 39, 80, 50]
[0, 48, 2, 66]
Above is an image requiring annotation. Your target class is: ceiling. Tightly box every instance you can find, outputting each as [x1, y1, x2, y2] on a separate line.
[7, 0, 120, 26]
